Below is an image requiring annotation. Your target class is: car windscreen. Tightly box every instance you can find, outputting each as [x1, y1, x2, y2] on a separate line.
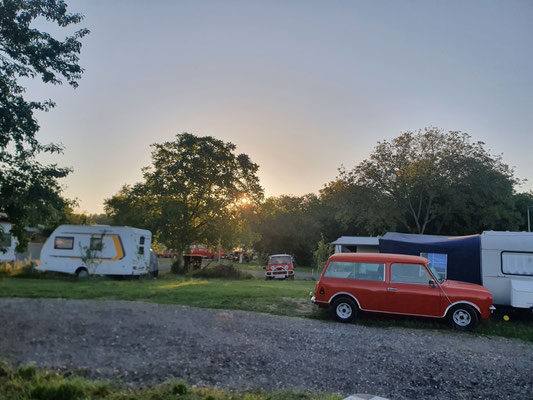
[269, 256, 291, 264]
[427, 262, 445, 283]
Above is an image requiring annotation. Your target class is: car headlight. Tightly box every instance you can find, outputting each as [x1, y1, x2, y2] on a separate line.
[284, 265, 288, 270]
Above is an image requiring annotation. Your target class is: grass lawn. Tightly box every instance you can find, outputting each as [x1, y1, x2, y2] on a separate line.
[0, 271, 532, 343]
[0, 272, 320, 318]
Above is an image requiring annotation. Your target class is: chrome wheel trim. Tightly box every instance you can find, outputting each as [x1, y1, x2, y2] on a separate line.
[453, 309, 471, 326]
[336, 302, 353, 319]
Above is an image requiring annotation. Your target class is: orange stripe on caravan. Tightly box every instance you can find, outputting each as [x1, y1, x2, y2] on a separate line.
[111, 235, 124, 261]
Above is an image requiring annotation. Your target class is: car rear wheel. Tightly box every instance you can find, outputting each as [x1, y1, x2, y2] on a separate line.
[448, 304, 478, 329]
[330, 297, 358, 323]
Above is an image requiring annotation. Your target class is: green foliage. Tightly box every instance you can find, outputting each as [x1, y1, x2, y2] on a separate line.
[0, 363, 341, 400]
[253, 194, 323, 265]
[313, 234, 333, 272]
[171, 380, 189, 395]
[191, 264, 254, 280]
[322, 127, 525, 235]
[105, 133, 264, 259]
[0, 0, 89, 251]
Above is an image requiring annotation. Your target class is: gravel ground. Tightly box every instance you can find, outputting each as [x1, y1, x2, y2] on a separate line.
[0, 298, 532, 399]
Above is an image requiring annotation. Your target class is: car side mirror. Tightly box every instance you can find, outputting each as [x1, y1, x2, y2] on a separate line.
[429, 279, 436, 287]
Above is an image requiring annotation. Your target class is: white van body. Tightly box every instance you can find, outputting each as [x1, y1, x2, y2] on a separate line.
[38, 225, 152, 276]
[481, 231, 533, 308]
[0, 221, 17, 263]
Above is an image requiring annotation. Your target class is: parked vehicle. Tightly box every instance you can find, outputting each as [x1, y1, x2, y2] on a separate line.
[37, 225, 152, 277]
[311, 253, 495, 329]
[378, 231, 533, 310]
[0, 219, 17, 263]
[265, 254, 294, 280]
[157, 250, 181, 259]
[183, 244, 223, 268]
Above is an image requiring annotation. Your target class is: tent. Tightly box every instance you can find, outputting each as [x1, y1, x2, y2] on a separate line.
[378, 232, 482, 284]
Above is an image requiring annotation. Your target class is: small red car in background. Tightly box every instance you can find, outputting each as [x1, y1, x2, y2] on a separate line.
[311, 253, 495, 329]
[266, 254, 295, 280]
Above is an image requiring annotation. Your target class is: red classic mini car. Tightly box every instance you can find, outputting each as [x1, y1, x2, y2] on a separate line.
[265, 254, 295, 279]
[311, 253, 495, 329]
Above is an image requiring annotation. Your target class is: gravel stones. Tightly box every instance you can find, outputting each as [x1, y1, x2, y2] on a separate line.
[0, 298, 531, 399]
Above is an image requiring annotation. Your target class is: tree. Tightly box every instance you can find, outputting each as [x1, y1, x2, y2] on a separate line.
[105, 133, 264, 257]
[252, 194, 323, 265]
[326, 127, 523, 235]
[0, 0, 89, 250]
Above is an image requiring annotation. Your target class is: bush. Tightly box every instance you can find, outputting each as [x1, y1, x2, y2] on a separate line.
[192, 264, 253, 280]
[170, 380, 189, 395]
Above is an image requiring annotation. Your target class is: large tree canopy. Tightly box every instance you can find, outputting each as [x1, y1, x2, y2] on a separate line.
[0, 0, 89, 250]
[323, 127, 523, 235]
[105, 133, 264, 254]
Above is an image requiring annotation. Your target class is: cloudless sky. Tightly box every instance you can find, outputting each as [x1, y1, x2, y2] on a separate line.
[26, 0, 533, 213]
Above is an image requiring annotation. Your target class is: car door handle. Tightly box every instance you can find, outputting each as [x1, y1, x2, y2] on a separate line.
[387, 287, 397, 291]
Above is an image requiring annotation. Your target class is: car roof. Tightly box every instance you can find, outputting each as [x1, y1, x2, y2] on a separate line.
[329, 252, 428, 263]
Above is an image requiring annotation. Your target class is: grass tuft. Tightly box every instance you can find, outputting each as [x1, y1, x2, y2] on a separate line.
[0, 364, 341, 400]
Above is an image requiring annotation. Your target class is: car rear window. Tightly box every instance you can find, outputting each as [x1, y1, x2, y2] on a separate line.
[324, 261, 385, 281]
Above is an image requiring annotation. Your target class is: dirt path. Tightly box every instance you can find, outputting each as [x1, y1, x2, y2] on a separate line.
[0, 298, 531, 399]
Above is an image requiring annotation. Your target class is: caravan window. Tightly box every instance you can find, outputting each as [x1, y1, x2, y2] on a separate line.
[90, 237, 104, 251]
[138, 246, 144, 255]
[502, 252, 533, 276]
[0, 233, 11, 248]
[140, 236, 145, 245]
[54, 236, 74, 250]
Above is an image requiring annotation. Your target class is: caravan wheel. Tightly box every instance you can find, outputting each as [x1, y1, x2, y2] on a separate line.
[76, 267, 89, 279]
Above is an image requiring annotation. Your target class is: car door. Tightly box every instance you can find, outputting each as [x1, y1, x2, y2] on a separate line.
[385, 263, 442, 317]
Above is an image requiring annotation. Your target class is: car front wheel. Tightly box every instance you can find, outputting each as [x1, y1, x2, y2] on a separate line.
[330, 297, 358, 323]
[448, 304, 478, 329]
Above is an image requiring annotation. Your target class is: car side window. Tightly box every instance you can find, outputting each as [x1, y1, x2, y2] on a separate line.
[390, 263, 431, 284]
[324, 261, 385, 281]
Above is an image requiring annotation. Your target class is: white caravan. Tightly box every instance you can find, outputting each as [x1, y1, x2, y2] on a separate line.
[0, 221, 17, 263]
[481, 231, 533, 309]
[38, 225, 152, 277]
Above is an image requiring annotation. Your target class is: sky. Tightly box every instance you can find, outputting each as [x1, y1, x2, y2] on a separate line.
[25, 0, 533, 214]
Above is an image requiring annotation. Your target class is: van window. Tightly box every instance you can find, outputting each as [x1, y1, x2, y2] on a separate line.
[54, 236, 74, 250]
[324, 261, 385, 281]
[0, 233, 11, 248]
[140, 236, 145, 245]
[90, 237, 104, 251]
[502, 252, 533, 276]
[138, 246, 144, 255]
[391, 263, 431, 284]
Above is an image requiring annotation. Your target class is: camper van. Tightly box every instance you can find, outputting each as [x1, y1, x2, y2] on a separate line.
[0, 220, 17, 263]
[38, 225, 152, 277]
